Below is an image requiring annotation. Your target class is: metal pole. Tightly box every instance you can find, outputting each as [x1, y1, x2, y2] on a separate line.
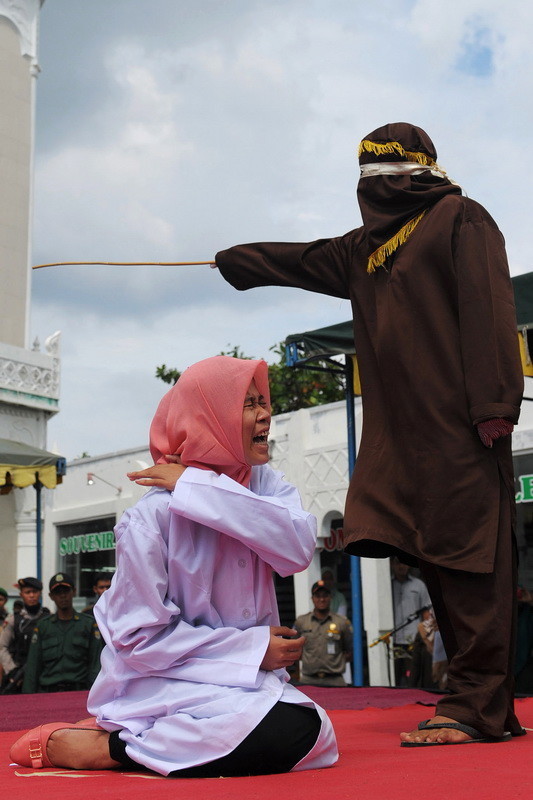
[345, 357, 364, 686]
[34, 477, 42, 582]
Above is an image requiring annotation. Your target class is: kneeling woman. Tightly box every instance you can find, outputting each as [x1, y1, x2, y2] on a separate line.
[11, 356, 338, 777]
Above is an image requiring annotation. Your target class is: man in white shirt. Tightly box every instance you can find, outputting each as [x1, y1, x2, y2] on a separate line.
[391, 558, 431, 686]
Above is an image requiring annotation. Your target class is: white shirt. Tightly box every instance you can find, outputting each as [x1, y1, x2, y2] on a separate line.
[391, 575, 431, 645]
[88, 465, 338, 775]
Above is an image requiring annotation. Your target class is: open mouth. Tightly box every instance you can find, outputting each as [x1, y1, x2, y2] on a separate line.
[253, 431, 269, 444]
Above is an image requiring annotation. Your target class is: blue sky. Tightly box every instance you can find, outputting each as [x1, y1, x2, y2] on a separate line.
[29, 0, 533, 459]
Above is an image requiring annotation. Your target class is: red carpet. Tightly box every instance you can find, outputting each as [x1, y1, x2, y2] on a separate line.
[0, 686, 443, 730]
[2, 691, 532, 800]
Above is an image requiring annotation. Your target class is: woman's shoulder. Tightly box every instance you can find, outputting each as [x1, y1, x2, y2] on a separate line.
[115, 488, 172, 540]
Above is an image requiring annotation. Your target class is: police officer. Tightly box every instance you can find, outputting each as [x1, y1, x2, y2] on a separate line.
[81, 573, 112, 616]
[0, 577, 50, 693]
[0, 587, 8, 623]
[0, 587, 7, 684]
[294, 580, 353, 687]
[22, 573, 102, 694]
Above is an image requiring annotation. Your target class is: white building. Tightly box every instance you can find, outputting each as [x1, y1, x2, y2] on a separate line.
[41, 390, 533, 685]
[0, 1, 62, 589]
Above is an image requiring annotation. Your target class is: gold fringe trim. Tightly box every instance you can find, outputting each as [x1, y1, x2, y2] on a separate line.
[366, 210, 428, 273]
[358, 139, 435, 167]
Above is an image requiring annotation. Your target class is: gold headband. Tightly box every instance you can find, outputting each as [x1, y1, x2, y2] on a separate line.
[358, 139, 436, 168]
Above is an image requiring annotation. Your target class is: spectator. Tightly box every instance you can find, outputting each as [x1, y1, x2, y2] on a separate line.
[294, 580, 353, 687]
[432, 628, 448, 691]
[391, 557, 431, 686]
[515, 587, 533, 693]
[22, 572, 101, 693]
[0, 577, 50, 694]
[321, 568, 348, 616]
[408, 607, 437, 689]
[0, 587, 7, 684]
[81, 574, 112, 616]
[0, 587, 8, 622]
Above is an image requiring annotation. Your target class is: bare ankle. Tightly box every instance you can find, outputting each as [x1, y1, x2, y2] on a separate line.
[48, 728, 118, 770]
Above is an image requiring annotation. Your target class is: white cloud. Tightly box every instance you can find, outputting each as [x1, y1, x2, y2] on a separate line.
[29, 0, 533, 459]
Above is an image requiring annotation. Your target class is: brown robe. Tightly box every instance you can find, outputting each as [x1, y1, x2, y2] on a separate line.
[216, 194, 523, 574]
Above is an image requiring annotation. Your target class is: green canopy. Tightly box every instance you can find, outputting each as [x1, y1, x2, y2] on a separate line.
[513, 272, 533, 328]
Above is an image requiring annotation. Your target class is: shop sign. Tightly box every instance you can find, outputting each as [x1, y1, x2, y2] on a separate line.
[59, 531, 115, 556]
[516, 474, 533, 503]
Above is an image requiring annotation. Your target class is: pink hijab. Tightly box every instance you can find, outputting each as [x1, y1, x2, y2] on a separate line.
[149, 355, 270, 487]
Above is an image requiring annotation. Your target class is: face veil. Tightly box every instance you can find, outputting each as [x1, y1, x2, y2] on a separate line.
[357, 122, 462, 273]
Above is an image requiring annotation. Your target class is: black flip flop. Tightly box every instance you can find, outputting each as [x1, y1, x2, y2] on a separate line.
[400, 719, 512, 747]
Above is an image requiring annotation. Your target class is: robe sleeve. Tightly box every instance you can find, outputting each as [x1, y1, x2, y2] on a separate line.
[169, 466, 317, 577]
[95, 515, 271, 689]
[454, 201, 523, 425]
[215, 230, 363, 300]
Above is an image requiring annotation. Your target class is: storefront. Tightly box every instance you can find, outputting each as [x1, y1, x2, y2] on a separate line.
[56, 515, 117, 600]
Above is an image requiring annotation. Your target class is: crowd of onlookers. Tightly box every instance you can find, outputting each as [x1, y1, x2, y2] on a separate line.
[0, 572, 111, 695]
[391, 558, 533, 694]
[1, 564, 532, 695]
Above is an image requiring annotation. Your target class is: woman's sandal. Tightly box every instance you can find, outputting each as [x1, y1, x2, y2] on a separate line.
[10, 718, 101, 768]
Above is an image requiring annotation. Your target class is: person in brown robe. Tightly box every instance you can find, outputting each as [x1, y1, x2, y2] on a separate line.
[214, 122, 525, 746]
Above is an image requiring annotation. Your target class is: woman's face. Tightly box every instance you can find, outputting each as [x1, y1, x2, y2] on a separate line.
[242, 379, 271, 466]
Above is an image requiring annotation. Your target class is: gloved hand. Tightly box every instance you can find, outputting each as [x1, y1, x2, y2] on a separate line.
[476, 418, 514, 448]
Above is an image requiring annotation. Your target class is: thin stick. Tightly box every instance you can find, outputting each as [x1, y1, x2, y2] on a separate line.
[32, 260, 215, 270]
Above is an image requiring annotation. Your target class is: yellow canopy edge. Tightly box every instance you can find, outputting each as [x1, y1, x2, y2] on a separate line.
[0, 464, 59, 489]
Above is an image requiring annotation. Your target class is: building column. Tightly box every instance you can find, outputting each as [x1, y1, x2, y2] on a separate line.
[361, 557, 395, 686]
[13, 486, 39, 578]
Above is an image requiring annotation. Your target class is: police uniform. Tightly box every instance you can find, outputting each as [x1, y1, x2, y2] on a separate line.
[0, 606, 51, 672]
[0, 578, 50, 691]
[22, 610, 102, 693]
[0, 588, 7, 623]
[22, 572, 102, 694]
[294, 609, 353, 687]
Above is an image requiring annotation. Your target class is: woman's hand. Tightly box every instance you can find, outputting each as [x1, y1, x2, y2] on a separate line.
[127, 456, 186, 491]
[260, 626, 305, 670]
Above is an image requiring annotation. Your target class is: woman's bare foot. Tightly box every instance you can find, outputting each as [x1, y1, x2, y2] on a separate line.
[47, 728, 120, 769]
[400, 715, 475, 744]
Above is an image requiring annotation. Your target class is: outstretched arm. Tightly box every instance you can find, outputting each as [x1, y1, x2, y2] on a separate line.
[215, 231, 362, 299]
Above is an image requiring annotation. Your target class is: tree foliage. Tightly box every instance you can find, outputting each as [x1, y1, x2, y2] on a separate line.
[155, 343, 344, 415]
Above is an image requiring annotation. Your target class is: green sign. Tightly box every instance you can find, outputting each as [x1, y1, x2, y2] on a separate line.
[516, 475, 533, 503]
[59, 531, 115, 556]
